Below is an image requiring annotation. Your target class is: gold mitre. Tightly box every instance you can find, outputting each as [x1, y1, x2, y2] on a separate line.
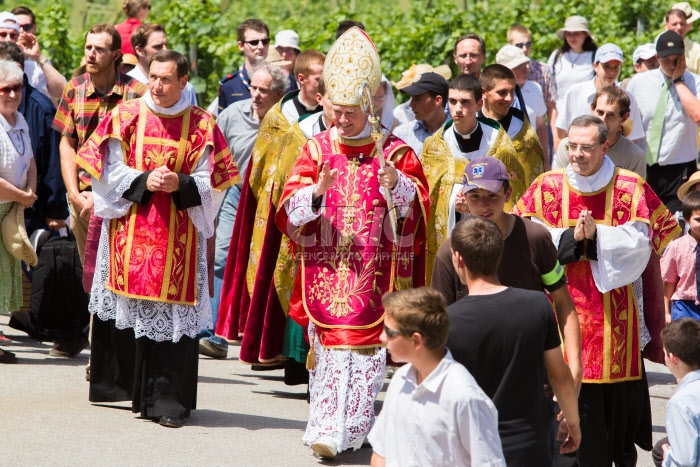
[323, 27, 382, 106]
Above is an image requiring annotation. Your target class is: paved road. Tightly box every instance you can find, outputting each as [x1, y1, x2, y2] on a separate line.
[1, 313, 676, 466]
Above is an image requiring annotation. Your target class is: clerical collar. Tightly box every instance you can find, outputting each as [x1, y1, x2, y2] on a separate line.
[453, 123, 483, 153]
[143, 91, 190, 115]
[332, 120, 372, 140]
[293, 95, 321, 116]
[566, 156, 615, 192]
[317, 113, 327, 132]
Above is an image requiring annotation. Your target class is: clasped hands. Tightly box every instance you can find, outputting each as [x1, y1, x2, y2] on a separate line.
[147, 166, 179, 193]
[573, 210, 596, 242]
[312, 161, 399, 199]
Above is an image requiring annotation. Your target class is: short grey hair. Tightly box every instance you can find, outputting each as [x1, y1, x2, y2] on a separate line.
[0, 59, 23, 83]
[251, 63, 289, 95]
[569, 115, 608, 144]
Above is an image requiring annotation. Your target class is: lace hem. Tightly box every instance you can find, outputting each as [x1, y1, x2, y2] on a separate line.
[187, 175, 215, 238]
[633, 276, 651, 350]
[286, 184, 322, 226]
[89, 219, 212, 343]
[303, 323, 386, 453]
[93, 170, 140, 219]
[379, 170, 415, 217]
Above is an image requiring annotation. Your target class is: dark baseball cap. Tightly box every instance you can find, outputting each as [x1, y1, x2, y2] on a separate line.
[462, 156, 510, 194]
[401, 72, 449, 96]
[656, 30, 685, 58]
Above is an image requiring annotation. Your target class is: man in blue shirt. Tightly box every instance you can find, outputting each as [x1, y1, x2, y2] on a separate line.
[218, 18, 269, 112]
[392, 72, 448, 156]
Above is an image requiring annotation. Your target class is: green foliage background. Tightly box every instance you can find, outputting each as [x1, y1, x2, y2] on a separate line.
[2, 0, 685, 103]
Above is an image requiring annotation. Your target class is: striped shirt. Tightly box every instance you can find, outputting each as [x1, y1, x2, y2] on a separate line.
[52, 72, 147, 189]
[528, 59, 556, 105]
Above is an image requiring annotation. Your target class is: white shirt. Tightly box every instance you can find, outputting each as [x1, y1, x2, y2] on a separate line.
[513, 80, 546, 119]
[393, 101, 415, 126]
[555, 78, 645, 142]
[548, 50, 595, 103]
[627, 69, 700, 165]
[24, 59, 65, 102]
[127, 65, 198, 107]
[0, 111, 32, 198]
[367, 350, 505, 467]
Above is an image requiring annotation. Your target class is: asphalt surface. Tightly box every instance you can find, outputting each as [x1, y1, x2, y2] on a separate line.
[1, 313, 676, 466]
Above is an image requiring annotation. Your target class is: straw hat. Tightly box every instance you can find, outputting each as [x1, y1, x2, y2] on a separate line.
[677, 170, 700, 200]
[557, 16, 594, 40]
[265, 47, 292, 67]
[1, 203, 38, 267]
[392, 63, 452, 89]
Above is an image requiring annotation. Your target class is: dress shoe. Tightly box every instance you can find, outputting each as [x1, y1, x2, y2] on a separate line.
[158, 415, 183, 428]
[0, 349, 18, 364]
[198, 339, 227, 359]
[50, 336, 89, 358]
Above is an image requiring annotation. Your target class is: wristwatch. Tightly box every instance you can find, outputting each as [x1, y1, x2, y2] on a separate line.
[673, 76, 685, 84]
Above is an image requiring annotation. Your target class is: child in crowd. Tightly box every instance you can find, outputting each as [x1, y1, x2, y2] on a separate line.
[367, 287, 505, 467]
[652, 318, 700, 467]
[662, 190, 700, 322]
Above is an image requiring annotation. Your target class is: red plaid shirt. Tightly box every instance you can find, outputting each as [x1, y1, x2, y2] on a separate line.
[53, 72, 147, 189]
[529, 59, 557, 105]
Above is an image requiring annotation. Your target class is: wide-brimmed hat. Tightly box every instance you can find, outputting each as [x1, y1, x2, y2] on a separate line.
[677, 170, 700, 200]
[557, 15, 594, 41]
[496, 44, 530, 70]
[672, 2, 700, 23]
[392, 63, 452, 89]
[121, 53, 138, 66]
[265, 47, 292, 67]
[1, 203, 38, 267]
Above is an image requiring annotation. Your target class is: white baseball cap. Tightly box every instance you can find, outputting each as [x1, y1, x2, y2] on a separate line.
[594, 43, 624, 63]
[0, 12, 20, 32]
[633, 43, 656, 63]
[496, 44, 530, 70]
[274, 30, 300, 52]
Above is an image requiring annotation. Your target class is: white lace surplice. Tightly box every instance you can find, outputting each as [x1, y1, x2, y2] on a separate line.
[304, 323, 386, 452]
[89, 93, 225, 343]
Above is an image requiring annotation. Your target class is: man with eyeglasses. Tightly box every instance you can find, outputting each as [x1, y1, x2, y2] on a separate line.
[556, 43, 645, 147]
[514, 114, 680, 466]
[218, 18, 269, 112]
[628, 30, 700, 214]
[453, 34, 486, 78]
[0, 10, 66, 102]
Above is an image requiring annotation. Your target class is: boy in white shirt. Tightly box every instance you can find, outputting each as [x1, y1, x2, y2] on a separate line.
[367, 287, 505, 467]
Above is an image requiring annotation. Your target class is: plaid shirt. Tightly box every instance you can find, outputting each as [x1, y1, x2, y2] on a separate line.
[52, 72, 147, 189]
[529, 59, 557, 105]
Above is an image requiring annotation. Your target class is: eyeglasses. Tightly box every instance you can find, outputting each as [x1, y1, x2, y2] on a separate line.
[19, 23, 33, 32]
[0, 83, 23, 95]
[0, 31, 19, 40]
[566, 142, 601, 154]
[514, 41, 533, 48]
[144, 4, 151, 9]
[244, 38, 270, 46]
[383, 323, 403, 339]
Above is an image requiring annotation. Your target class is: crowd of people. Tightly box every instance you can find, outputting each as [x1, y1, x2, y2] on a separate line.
[0, 1, 699, 466]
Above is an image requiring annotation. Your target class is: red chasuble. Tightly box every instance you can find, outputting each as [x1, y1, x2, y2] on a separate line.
[513, 168, 679, 383]
[76, 99, 239, 305]
[276, 130, 429, 349]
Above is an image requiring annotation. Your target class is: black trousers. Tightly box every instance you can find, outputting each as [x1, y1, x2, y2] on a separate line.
[576, 365, 653, 467]
[647, 160, 697, 214]
[89, 317, 199, 420]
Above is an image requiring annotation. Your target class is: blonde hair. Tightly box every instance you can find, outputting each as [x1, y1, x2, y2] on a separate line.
[0, 59, 24, 83]
[382, 288, 449, 349]
[122, 0, 149, 18]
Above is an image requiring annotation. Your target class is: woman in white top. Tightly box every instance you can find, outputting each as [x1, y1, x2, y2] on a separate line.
[0, 59, 37, 364]
[548, 15, 598, 106]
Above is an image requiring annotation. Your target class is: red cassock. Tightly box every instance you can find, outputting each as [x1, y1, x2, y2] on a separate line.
[275, 129, 430, 349]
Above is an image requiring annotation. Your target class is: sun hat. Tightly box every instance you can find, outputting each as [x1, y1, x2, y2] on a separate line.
[495, 44, 530, 70]
[557, 15, 594, 41]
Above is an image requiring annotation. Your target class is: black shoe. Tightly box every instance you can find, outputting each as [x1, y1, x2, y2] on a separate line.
[50, 336, 89, 358]
[0, 349, 18, 364]
[158, 415, 183, 428]
[251, 362, 285, 371]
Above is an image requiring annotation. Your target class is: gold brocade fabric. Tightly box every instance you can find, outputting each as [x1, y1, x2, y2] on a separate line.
[272, 122, 308, 314]
[246, 98, 293, 294]
[421, 124, 525, 286]
[511, 117, 545, 185]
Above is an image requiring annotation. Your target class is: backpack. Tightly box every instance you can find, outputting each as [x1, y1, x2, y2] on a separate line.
[29, 233, 90, 339]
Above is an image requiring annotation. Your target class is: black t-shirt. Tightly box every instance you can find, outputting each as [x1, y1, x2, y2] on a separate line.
[432, 216, 566, 305]
[447, 287, 561, 464]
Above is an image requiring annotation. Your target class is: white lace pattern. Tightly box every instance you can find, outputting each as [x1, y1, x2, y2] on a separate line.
[303, 323, 386, 453]
[632, 276, 651, 350]
[90, 219, 212, 343]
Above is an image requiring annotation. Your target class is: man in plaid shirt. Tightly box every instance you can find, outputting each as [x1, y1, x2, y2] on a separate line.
[51, 24, 146, 362]
[53, 24, 147, 266]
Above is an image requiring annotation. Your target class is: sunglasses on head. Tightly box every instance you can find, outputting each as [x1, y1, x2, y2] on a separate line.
[0, 31, 19, 40]
[19, 23, 33, 32]
[0, 83, 24, 95]
[244, 38, 270, 46]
